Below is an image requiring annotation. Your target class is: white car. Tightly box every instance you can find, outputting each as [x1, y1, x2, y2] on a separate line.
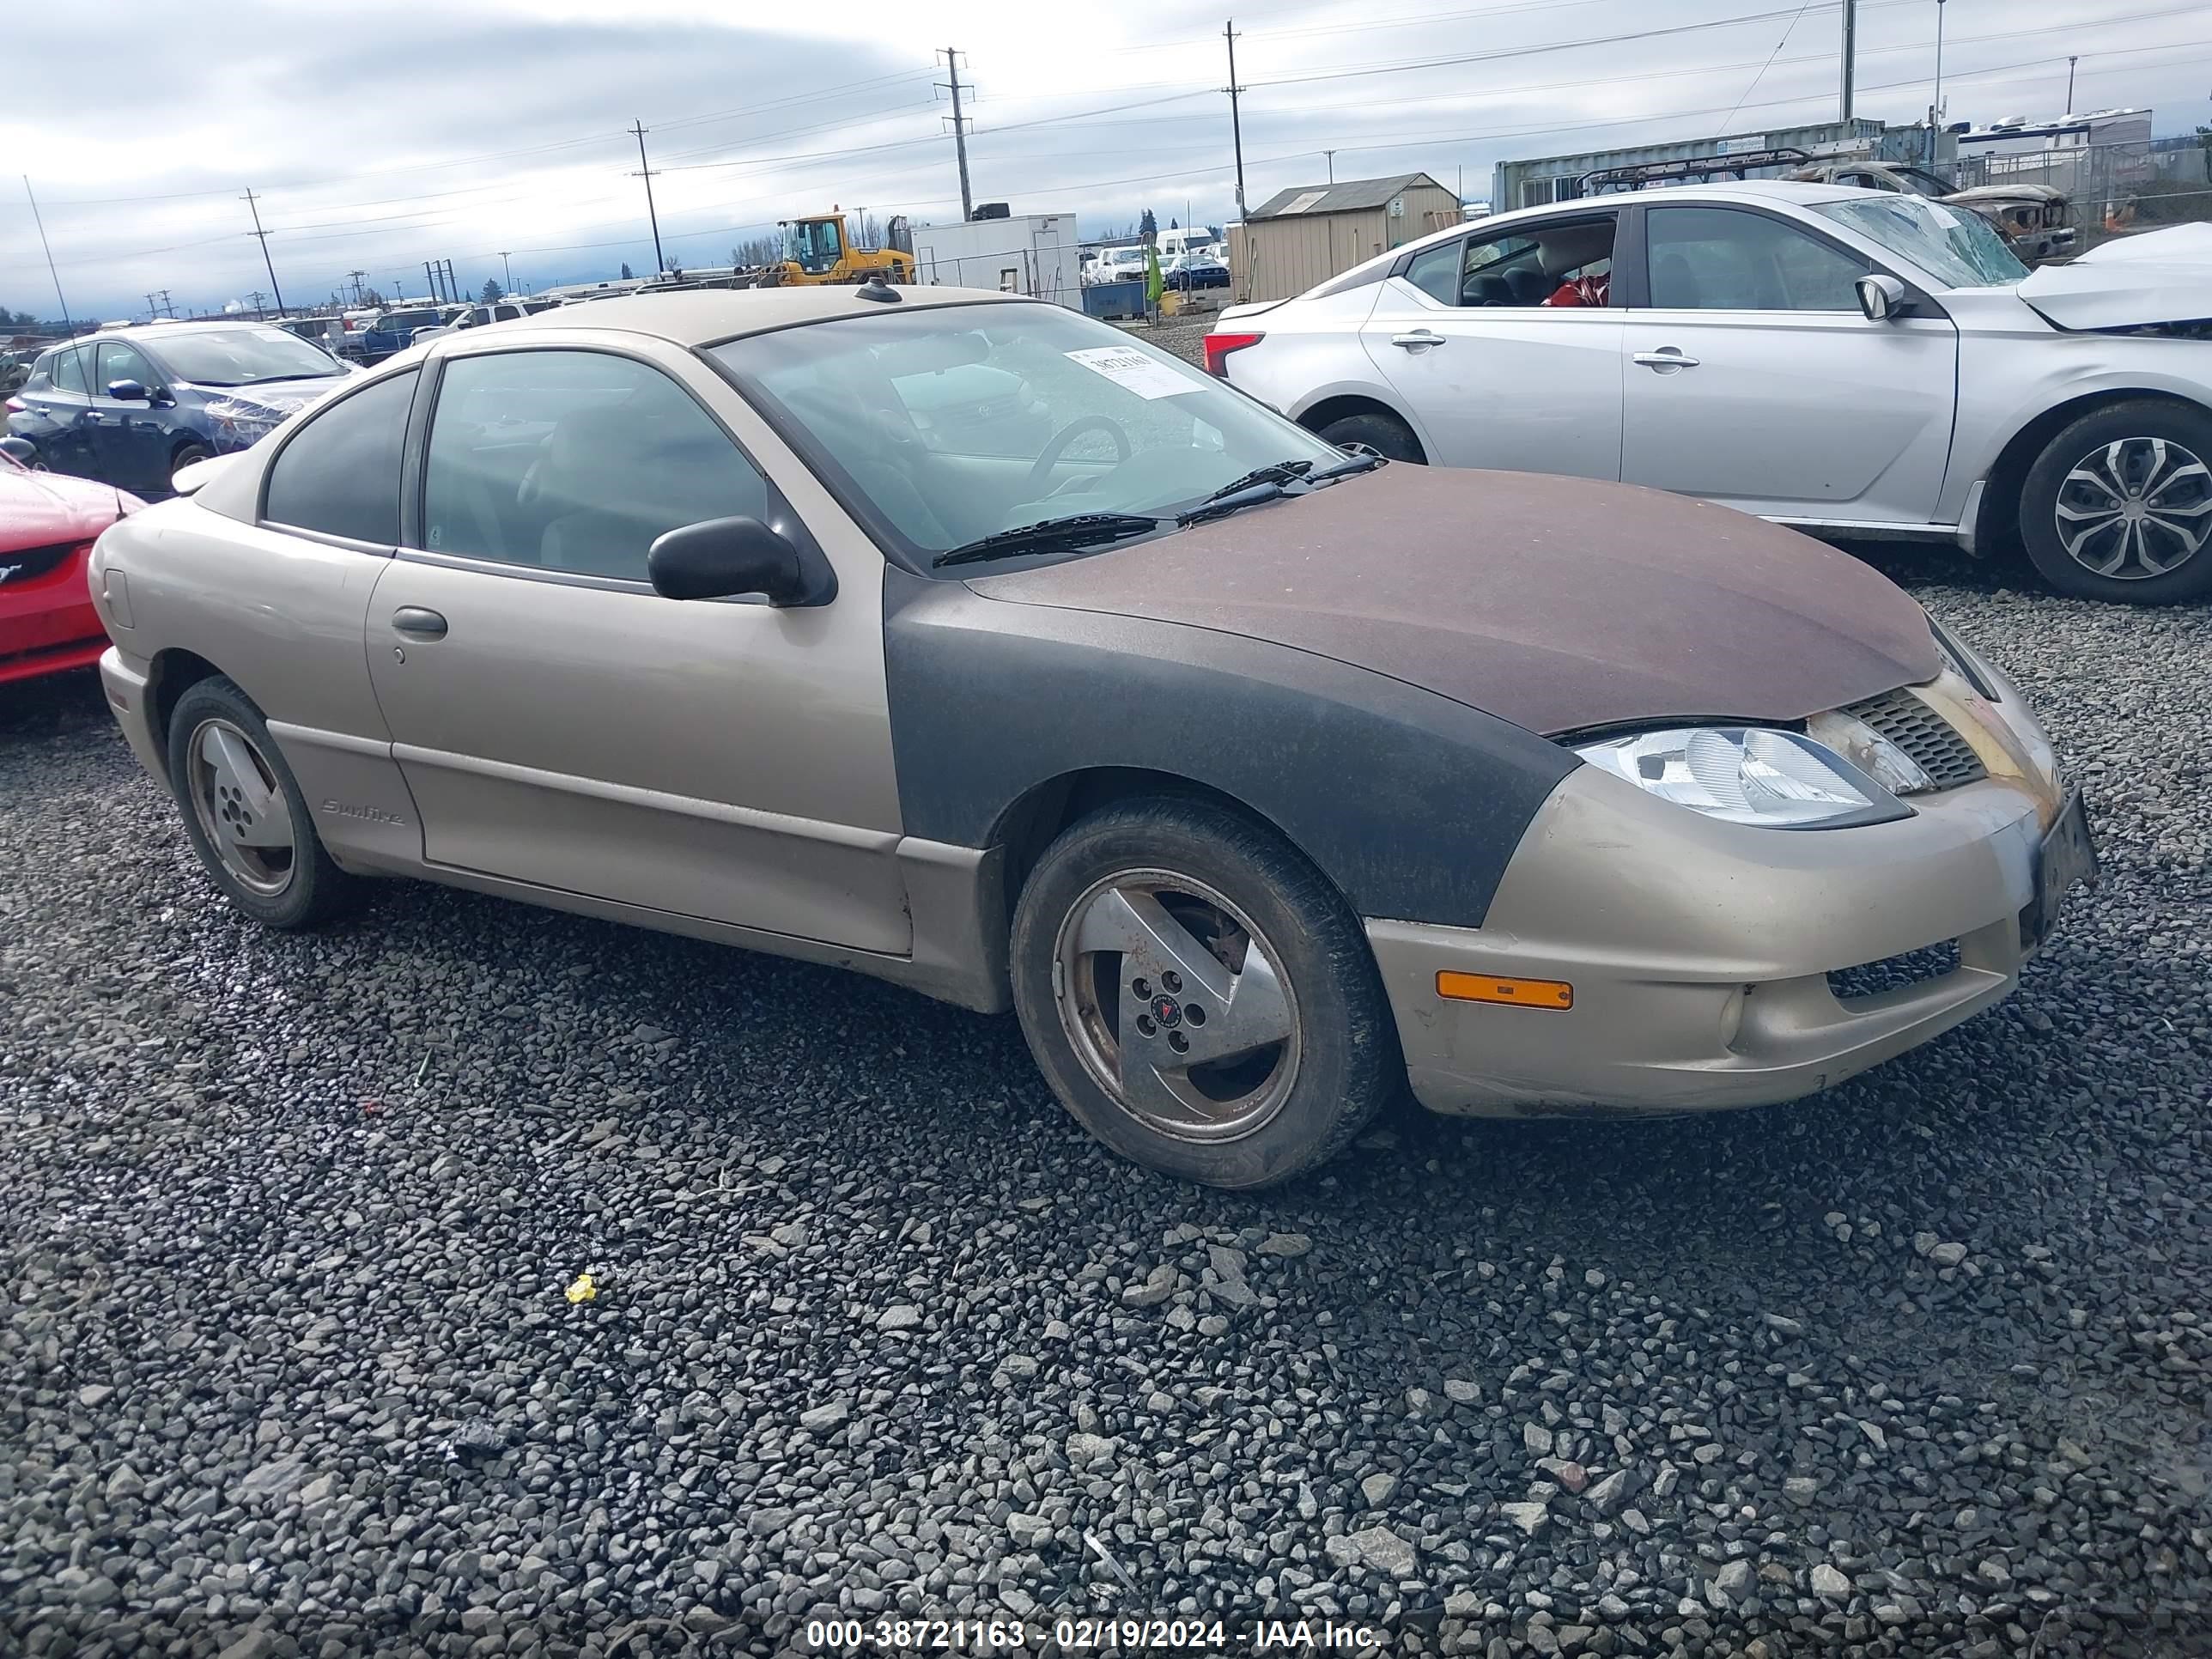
[1209, 181, 2212, 605]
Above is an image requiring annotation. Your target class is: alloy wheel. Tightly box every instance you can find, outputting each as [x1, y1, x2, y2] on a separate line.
[185, 718, 296, 896]
[2054, 435, 2212, 580]
[1053, 868, 1301, 1143]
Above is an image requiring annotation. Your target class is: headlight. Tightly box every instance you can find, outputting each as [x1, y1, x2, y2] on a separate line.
[1574, 727, 1909, 828]
[207, 404, 283, 451]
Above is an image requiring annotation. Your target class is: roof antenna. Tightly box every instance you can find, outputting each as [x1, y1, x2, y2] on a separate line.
[855, 270, 902, 304]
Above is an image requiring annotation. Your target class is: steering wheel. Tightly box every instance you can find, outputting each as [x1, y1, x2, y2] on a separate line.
[1025, 415, 1133, 493]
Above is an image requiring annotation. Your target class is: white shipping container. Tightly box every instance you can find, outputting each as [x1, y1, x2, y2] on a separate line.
[910, 214, 1082, 308]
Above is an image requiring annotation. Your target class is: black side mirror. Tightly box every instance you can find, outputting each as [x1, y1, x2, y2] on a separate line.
[647, 515, 834, 606]
[106, 379, 151, 401]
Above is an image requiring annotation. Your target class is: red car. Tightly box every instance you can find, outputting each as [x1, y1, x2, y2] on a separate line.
[0, 448, 141, 685]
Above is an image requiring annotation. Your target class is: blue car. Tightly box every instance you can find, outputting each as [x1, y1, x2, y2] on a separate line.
[4, 322, 354, 496]
[347, 304, 459, 364]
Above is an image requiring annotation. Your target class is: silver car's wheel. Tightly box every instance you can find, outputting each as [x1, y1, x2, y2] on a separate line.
[1054, 868, 1302, 1143]
[2053, 435, 2212, 580]
[185, 718, 296, 896]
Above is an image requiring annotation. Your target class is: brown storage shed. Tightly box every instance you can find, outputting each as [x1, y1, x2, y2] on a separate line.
[1227, 173, 1460, 303]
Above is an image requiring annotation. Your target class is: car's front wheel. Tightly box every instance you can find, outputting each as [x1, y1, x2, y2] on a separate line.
[1010, 797, 1399, 1188]
[166, 677, 361, 930]
[2020, 400, 2212, 604]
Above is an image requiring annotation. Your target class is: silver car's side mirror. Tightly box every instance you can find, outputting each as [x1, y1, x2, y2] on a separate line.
[1856, 273, 1908, 322]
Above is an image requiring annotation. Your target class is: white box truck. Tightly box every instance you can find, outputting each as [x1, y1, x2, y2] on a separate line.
[910, 213, 1082, 308]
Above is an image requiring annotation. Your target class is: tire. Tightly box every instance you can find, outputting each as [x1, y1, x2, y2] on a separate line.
[1010, 796, 1400, 1188]
[165, 677, 361, 930]
[1315, 410, 1425, 464]
[169, 441, 212, 492]
[2019, 399, 2212, 605]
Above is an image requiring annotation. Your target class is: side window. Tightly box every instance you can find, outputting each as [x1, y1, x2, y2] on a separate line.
[49, 347, 89, 394]
[95, 341, 157, 393]
[1402, 239, 1465, 305]
[422, 350, 769, 582]
[262, 369, 417, 544]
[1646, 207, 1872, 312]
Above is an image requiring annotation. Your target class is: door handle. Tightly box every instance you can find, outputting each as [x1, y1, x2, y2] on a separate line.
[391, 606, 448, 641]
[1391, 330, 1447, 349]
[1633, 348, 1700, 369]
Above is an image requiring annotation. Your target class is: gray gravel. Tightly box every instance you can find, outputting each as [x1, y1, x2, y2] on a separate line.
[4, 557, 2209, 1659]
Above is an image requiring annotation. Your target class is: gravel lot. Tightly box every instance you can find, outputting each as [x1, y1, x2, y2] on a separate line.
[4, 555, 2210, 1659]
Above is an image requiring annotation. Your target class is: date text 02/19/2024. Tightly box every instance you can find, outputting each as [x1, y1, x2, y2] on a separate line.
[802, 1615, 1386, 1651]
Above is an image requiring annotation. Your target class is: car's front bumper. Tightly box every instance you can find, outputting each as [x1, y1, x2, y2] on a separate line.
[1370, 666, 2077, 1117]
[0, 545, 104, 686]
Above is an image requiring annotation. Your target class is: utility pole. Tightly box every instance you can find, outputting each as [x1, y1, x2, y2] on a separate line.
[2066, 55, 2078, 115]
[424, 261, 441, 302]
[1839, 0, 1856, 121]
[1928, 0, 1948, 165]
[630, 119, 665, 276]
[348, 270, 367, 304]
[441, 258, 456, 301]
[1224, 21, 1248, 222]
[242, 189, 288, 318]
[1323, 149, 1336, 184]
[937, 49, 975, 222]
[21, 179, 74, 334]
[249, 289, 267, 319]
[145, 292, 161, 321]
[156, 289, 173, 319]
[500, 251, 514, 293]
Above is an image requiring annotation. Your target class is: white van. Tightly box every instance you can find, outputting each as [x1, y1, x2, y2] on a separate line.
[1157, 228, 1221, 262]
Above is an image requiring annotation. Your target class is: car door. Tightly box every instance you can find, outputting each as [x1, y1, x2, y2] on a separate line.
[90, 340, 174, 495]
[21, 344, 94, 477]
[1620, 202, 1959, 526]
[363, 339, 908, 953]
[1358, 213, 1626, 479]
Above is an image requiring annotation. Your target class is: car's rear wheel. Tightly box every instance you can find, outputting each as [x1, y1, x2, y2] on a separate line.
[2020, 401, 2212, 604]
[1315, 410, 1425, 464]
[1010, 797, 1398, 1188]
[166, 677, 360, 930]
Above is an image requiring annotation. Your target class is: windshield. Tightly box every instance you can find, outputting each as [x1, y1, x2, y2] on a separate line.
[152, 326, 345, 387]
[716, 303, 1343, 568]
[1815, 195, 2027, 289]
[377, 309, 442, 333]
[783, 219, 843, 275]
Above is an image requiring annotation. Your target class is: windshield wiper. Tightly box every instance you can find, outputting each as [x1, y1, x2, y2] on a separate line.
[1199, 459, 1314, 502]
[932, 512, 1163, 568]
[1307, 450, 1387, 483]
[1172, 453, 1384, 529]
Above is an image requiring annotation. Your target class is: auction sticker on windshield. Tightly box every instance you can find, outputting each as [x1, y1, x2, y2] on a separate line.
[1065, 345, 1200, 400]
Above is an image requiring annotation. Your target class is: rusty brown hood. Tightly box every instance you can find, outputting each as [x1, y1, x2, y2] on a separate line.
[966, 465, 1938, 736]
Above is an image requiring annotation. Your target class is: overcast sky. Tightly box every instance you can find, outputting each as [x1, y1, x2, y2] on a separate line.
[4, 0, 2206, 318]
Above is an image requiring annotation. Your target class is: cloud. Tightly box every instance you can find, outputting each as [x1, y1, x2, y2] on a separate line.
[3, 0, 2202, 316]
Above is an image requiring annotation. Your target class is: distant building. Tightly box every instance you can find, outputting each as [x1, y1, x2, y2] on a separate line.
[1494, 119, 1954, 211]
[1228, 173, 1458, 303]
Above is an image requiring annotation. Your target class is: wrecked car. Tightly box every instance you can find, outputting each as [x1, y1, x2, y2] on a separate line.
[1788, 159, 2076, 263]
[86, 286, 2094, 1188]
[1215, 183, 2212, 605]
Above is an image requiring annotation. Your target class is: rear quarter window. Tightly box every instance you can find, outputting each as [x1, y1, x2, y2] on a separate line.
[261, 369, 418, 545]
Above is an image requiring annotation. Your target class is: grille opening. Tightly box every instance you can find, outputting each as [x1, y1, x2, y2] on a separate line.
[1840, 686, 1987, 793]
[1827, 940, 1962, 1002]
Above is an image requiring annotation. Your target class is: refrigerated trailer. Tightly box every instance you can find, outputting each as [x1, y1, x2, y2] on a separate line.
[909, 214, 1082, 308]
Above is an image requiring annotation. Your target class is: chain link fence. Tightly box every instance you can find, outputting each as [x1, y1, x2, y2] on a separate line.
[1942, 138, 2212, 252]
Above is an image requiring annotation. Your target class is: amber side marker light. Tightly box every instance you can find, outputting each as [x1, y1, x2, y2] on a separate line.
[1437, 971, 1573, 1010]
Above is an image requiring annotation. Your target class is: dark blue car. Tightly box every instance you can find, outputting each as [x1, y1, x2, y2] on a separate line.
[4, 322, 354, 496]
[347, 304, 457, 364]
